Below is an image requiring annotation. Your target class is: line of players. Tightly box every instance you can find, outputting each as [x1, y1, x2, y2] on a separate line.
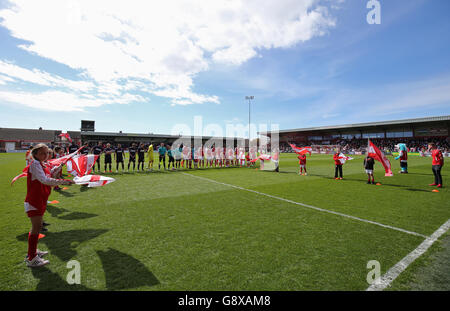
[67, 141, 258, 173]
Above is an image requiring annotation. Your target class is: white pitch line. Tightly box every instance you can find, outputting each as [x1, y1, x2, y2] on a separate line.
[367, 218, 450, 291]
[181, 172, 428, 238]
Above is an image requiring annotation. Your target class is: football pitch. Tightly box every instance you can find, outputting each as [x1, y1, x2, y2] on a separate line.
[1, 152, 449, 291]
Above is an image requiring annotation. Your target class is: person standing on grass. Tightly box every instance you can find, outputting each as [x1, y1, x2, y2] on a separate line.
[51, 146, 64, 192]
[128, 143, 137, 172]
[167, 145, 175, 170]
[158, 142, 167, 170]
[428, 142, 444, 188]
[246, 151, 251, 167]
[137, 143, 146, 171]
[115, 144, 124, 173]
[191, 146, 196, 169]
[176, 144, 182, 169]
[24, 144, 73, 267]
[91, 142, 103, 173]
[26, 145, 33, 166]
[147, 142, 154, 171]
[182, 144, 189, 169]
[104, 143, 113, 173]
[298, 153, 307, 175]
[333, 150, 343, 180]
[68, 141, 79, 154]
[81, 142, 90, 155]
[364, 155, 375, 184]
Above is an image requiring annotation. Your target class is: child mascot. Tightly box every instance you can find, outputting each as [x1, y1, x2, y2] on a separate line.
[395, 143, 408, 174]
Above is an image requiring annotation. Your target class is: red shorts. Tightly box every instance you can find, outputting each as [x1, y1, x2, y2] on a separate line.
[26, 203, 46, 217]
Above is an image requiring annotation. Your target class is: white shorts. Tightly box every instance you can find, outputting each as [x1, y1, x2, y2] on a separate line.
[365, 169, 373, 174]
[299, 165, 305, 168]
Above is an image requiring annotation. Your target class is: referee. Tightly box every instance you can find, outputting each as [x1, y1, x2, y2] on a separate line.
[158, 143, 167, 170]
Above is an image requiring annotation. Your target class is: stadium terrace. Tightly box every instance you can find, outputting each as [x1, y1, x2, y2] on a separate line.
[260, 115, 450, 155]
[0, 127, 248, 153]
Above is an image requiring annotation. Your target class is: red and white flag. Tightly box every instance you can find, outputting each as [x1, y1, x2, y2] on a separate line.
[47, 145, 85, 168]
[289, 143, 312, 155]
[67, 154, 98, 177]
[58, 133, 72, 143]
[250, 153, 280, 163]
[11, 146, 85, 185]
[338, 153, 354, 164]
[73, 175, 115, 187]
[367, 140, 393, 176]
[251, 153, 270, 163]
[11, 170, 28, 185]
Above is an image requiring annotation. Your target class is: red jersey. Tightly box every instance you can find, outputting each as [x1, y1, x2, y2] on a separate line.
[432, 149, 444, 166]
[400, 150, 408, 161]
[333, 153, 341, 165]
[298, 155, 306, 165]
[25, 162, 52, 213]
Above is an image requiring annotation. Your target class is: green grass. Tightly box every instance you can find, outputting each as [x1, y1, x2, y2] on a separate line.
[0, 152, 449, 290]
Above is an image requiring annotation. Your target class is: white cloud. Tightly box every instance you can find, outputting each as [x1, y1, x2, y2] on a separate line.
[0, 74, 15, 85]
[0, 89, 145, 112]
[0, 60, 94, 92]
[0, 0, 338, 110]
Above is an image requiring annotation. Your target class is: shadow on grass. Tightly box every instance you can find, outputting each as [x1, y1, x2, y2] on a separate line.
[80, 185, 97, 192]
[55, 190, 75, 197]
[46, 205, 70, 217]
[97, 248, 159, 290]
[404, 188, 430, 192]
[58, 212, 98, 220]
[17, 229, 109, 261]
[30, 266, 92, 291]
[46, 206, 98, 221]
[353, 181, 431, 192]
[404, 172, 435, 176]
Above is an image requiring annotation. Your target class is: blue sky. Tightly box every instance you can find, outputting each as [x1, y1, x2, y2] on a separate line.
[0, 0, 449, 136]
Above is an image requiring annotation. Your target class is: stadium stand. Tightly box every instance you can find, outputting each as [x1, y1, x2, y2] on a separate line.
[262, 116, 450, 155]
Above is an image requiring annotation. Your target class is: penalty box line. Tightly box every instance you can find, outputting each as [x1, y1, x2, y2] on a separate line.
[181, 172, 428, 239]
[367, 218, 450, 291]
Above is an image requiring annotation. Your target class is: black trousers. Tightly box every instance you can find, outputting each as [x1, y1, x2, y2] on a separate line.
[95, 157, 101, 170]
[168, 156, 175, 168]
[128, 158, 136, 170]
[138, 160, 144, 170]
[432, 165, 443, 185]
[159, 155, 166, 168]
[116, 160, 124, 170]
[105, 157, 112, 171]
[335, 165, 343, 178]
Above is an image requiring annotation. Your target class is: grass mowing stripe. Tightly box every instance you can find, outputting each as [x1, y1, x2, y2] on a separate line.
[367, 218, 450, 291]
[181, 172, 428, 239]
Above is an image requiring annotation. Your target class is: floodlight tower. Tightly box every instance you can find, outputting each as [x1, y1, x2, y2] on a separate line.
[245, 96, 254, 145]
